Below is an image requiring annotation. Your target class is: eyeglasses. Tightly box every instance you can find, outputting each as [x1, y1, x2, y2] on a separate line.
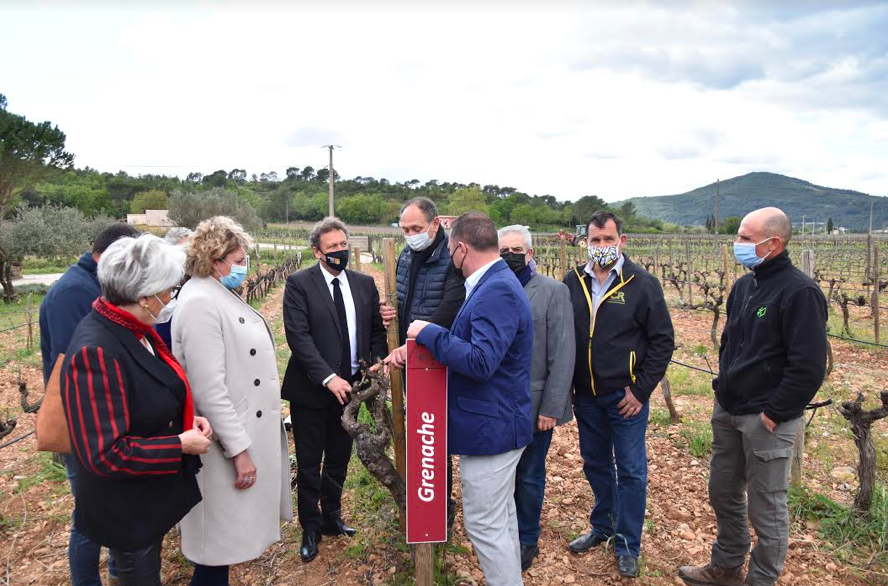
[170, 285, 182, 300]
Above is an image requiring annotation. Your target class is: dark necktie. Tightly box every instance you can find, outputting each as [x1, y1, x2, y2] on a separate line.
[332, 277, 352, 378]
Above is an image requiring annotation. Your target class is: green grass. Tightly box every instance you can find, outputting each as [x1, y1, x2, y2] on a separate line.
[649, 409, 674, 428]
[667, 364, 713, 397]
[20, 256, 77, 275]
[789, 484, 888, 569]
[680, 421, 713, 457]
[13, 453, 68, 495]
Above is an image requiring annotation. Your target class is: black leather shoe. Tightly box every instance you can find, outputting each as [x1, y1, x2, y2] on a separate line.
[300, 531, 321, 563]
[320, 517, 357, 537]
[617, 555, 640, 578]
[568, 531, 608, 553]
[520, 544, 539, 572]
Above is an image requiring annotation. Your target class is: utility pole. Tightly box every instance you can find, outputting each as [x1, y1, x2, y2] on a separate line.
[870, 201, 875, 234]
[801, 215, 806, 237]
[322, 145, 341, 217]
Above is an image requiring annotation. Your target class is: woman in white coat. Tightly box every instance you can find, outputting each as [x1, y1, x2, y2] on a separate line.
[172, 216, 292, 585]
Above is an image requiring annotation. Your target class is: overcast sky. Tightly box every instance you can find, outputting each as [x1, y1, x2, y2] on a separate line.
[3, 1, 887, 201]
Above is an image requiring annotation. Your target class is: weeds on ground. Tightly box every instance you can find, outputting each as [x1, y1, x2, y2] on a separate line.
[789, 483, 888, 570]
[680, 421, 713, 457]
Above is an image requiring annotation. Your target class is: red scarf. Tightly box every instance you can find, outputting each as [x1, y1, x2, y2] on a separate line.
[93, 297, 195, 431]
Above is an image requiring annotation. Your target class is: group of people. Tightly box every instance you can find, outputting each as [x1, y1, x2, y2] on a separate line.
[39, 197, 827, 586]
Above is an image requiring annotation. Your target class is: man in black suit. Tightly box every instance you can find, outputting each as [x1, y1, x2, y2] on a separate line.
[282, 217, 388, 563]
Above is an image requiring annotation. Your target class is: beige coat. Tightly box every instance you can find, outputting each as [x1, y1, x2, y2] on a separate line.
[172, 276, 293, 566]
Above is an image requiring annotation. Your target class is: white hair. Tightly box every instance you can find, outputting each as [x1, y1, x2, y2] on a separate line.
[164, 227, 193, 245]
[98, 234, 186, 305]
[497, 224, 533, 250]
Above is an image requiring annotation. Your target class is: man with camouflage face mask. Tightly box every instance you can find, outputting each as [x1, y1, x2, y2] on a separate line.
[563, 211, 674, 578]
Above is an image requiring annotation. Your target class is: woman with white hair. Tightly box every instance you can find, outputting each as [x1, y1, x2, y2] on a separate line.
[60, 234, 213, 586]
[173, 216, 292, 586]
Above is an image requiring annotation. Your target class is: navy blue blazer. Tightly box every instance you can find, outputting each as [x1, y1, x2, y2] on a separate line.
[416, 259, 533, 456]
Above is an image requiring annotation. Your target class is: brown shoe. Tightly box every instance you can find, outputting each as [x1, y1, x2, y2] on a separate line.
[678, 563, 745, 586]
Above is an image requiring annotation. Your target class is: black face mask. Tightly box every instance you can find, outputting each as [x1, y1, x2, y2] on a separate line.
[323, 249, 350, 270]
[451, 244, 466, 273]
[501, 252, 527, 274]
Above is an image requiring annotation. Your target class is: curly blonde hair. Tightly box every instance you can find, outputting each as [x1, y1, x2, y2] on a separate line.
[186, 216, 254, 278]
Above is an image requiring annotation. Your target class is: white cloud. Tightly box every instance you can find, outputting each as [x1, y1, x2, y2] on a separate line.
[1, 1, 886, 200]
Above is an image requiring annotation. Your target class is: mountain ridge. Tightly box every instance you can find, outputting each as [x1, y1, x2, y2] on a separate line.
[616, 172, 888, 231]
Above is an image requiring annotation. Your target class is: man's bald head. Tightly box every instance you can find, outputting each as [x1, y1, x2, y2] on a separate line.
[737, 207, 791, 261]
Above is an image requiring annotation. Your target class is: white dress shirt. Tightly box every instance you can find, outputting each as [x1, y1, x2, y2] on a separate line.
[465, 257, 502, 297]
[320, 264, 359, 385]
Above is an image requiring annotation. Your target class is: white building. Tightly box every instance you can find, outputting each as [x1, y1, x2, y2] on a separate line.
[126, 209, 174, 227]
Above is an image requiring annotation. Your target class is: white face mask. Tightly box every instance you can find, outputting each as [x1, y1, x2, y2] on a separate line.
[152, 295, 176, 324]
[405, 225, 435, 252]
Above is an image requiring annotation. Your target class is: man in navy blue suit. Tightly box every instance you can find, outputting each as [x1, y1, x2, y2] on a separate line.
[401, 212, 533, 586]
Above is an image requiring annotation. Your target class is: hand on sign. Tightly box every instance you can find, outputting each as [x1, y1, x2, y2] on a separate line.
[379, 301, 396, 328]
[406, 320, 431, 339]
[382, 345, 408, 374]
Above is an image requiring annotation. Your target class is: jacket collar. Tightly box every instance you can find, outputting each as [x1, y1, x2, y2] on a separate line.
[454, 259, 509, 324]
[752, 250, 791, 280]
[76, 252, 99, 284]
[310, 263, 343, 335]
[92, 310, 185, 398]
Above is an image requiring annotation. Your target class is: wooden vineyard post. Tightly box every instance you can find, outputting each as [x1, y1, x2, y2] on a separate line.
[352, 246, 362, 272]
[792, 249, 815, 487]
[722, 244, 732, 292]
[26, 293, 34, 352]
[559, 238, 568, 281]
[685, 240, 693, 306]
[873, 245, 881, 345]
[383, 238, 407, 531]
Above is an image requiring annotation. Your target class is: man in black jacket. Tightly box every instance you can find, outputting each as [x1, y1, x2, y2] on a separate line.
[680, 208, 827, 586]
[282, 217, 388, 563]
[564, 212, 674, 578]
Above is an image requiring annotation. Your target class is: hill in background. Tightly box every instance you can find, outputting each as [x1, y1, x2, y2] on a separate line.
[617, 172, 888, 231]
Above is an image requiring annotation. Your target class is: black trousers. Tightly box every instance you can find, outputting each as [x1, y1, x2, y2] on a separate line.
[293, 398, 354, 533]
[110, 541, 162, 586]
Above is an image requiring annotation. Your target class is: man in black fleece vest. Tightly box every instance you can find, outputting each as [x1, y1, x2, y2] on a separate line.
[680, 207, 827, 586]
[563, 211, 674, 578]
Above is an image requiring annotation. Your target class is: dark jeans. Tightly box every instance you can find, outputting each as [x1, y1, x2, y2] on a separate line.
[293, 400, 353, 532]
[110, 541, 162, 586]
[190, 564, 229, 586]
[574, 390, 649, 557]
[514, 429, 554, 547]
[63, 454, 117, 586]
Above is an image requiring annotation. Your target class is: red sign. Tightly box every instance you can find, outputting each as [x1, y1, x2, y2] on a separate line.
[406, 339, 448, 544]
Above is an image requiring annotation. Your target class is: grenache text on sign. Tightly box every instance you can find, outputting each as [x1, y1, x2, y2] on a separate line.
[417, 412, 436, 503]
[406, 339, 448, 544]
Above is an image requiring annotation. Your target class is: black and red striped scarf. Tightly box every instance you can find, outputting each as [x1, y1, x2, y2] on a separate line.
[93, 297, 195, 431]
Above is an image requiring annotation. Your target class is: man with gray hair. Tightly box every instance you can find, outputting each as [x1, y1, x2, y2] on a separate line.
[679, 207, 827, 586]
[164, 227, 193, 245]
[498, 225, 575, 572]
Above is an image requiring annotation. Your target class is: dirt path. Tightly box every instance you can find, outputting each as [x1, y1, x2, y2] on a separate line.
[0, 264, 882, 585]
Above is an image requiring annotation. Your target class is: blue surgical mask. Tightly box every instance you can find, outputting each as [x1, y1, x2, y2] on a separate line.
[220, 257, 249, 289]
[405, 226, 434, 252]
[733, 238, 773, 268]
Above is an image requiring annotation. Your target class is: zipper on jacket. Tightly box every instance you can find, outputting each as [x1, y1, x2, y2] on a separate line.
[629, 350, 637, 385]
[573, 267, 635, 396]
